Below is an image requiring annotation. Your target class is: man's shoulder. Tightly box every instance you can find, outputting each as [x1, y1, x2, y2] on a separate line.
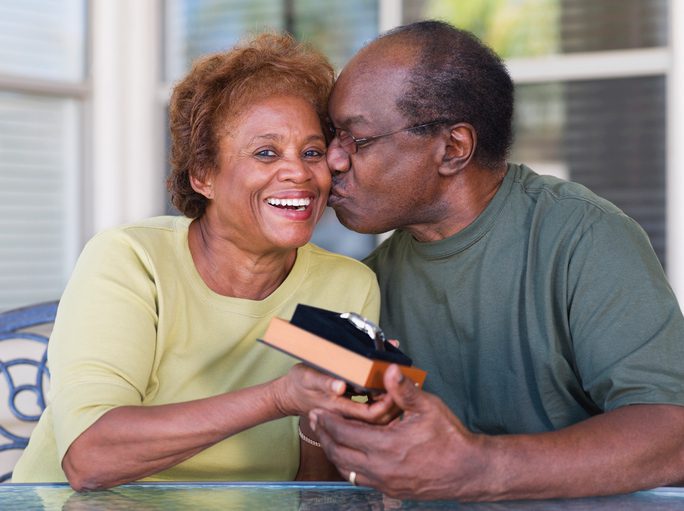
[504, 164, 654, 258]
[513, 163, 622, 216]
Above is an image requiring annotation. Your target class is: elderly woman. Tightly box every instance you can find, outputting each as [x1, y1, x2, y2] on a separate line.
[13, 33, 383, 489]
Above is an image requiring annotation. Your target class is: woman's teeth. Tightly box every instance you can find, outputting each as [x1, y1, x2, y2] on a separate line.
[266, 197, 311, 211]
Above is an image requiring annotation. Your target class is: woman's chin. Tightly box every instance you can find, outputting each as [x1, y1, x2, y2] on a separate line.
[266, 230, 315, 252]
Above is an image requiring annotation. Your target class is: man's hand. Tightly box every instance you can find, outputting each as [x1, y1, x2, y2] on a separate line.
[309, 364, 490, 500]
[310, 365, 684, 502]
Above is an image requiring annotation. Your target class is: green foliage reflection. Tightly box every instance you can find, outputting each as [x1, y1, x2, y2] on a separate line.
[420, 0, 559, 58]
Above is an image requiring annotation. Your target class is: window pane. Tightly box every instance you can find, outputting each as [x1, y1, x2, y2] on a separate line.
[292, 0, 378, 70]
[0, 93, 80, 311]
[402, 0, 668, 58]
[512, 77, 667, 267]
[165, 0, 379, 81]
[165, 0, 285, 82]
[293, 0, 379, 258]
[310, 209, 377, 261]
[0, 0, 86, 81]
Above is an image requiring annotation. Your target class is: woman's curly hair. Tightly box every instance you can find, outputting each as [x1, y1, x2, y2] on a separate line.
[167, 33, 335, 218]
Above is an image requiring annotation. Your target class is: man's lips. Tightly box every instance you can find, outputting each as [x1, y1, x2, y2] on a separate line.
[327, 187, 348, 208]
[330, 179, 348, 199]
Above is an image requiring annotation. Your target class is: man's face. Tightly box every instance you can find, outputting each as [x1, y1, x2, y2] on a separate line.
[326, 49, 445, 236]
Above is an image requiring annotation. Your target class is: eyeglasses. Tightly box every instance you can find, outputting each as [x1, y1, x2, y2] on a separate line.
[328, 119, 448, 154]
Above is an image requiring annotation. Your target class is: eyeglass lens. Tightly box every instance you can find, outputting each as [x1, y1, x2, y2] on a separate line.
[333, 129, 358, 154]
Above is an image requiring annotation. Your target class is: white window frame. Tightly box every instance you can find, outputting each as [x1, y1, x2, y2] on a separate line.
[0, 10, 89, 296]
[89, 0, 165, 236]
[667, 0, 684, 303]
[2, 0, 168, 296]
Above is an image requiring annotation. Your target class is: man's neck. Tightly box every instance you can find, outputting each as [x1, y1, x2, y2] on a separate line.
[405, 164, 507, 242]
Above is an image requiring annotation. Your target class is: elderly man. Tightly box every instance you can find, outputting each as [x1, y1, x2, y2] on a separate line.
[311, 20, 684, 501]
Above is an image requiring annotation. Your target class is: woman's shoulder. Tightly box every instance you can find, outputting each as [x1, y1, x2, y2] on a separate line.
[108, 215, 188, 236]
[77, 216, 190, 273]
[300, 243, 376, 280]
[87, 216, 188, 247]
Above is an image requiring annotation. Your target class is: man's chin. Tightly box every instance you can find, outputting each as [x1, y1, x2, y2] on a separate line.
[331, 207, 387, 235]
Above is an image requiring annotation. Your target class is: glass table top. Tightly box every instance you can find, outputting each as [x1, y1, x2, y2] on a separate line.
[1, 482, 683, 510]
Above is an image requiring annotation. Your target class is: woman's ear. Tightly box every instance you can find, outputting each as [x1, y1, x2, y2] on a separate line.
[190, 172, 214, 199]
[438, 123, 476, 177]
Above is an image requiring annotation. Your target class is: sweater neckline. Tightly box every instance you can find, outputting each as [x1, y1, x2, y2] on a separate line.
[174, 216, 310, 316]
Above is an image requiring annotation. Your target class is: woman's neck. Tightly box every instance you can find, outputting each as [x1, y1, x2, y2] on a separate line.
[188, 216, 297, 300]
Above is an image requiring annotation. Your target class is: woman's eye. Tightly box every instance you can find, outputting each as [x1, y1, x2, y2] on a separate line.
[255, 149, 277, 158]
[303, 148, 325, 159]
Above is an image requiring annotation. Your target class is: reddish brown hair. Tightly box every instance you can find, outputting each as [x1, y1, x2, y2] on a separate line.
[167, 32, 335, 218]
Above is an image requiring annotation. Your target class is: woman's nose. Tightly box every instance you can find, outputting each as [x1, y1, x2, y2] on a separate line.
[278, 157, 313, 182]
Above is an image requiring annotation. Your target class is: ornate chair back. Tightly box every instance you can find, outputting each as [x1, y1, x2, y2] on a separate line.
[0, 301, 58, 482]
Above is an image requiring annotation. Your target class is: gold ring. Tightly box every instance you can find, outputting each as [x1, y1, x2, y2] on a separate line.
[348, 470, 357, 486]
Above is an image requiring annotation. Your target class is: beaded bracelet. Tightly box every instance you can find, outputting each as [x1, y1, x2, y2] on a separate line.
[298, 425, 322, 448]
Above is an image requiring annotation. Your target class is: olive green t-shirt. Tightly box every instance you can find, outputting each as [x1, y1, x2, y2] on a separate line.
[13, 216, 380, 482]
[365, 163, 684, 434]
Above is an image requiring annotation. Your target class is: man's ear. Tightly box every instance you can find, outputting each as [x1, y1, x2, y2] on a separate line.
[190, 171, 214, 199]
[438, 123, 476, 176]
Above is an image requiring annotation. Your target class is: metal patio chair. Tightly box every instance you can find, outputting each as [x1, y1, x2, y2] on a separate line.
[0, 301, 58, 482]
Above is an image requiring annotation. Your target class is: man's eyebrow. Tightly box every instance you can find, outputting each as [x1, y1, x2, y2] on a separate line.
[334, 115, 369, 128]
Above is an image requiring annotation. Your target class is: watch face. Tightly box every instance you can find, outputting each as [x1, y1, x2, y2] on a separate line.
[339, 312, 387, 352]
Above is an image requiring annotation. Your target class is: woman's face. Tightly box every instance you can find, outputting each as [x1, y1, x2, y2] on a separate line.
[194, 95, 331, 254]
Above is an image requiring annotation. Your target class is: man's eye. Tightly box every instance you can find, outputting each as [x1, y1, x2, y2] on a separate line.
[255, 149, 277, 158]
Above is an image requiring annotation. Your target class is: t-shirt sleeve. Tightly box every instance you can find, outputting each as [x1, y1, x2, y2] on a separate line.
[567, 211, 684, 410]
[47, 229, 158, 461]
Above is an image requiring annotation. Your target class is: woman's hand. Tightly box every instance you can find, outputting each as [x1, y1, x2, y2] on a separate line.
[61, 363, 399, 491]
[272, 363, 401, 425]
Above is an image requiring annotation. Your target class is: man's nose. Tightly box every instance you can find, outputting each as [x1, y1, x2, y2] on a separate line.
[326, 139, 351, 173]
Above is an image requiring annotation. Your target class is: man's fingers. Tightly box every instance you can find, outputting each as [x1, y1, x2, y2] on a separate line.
[311, 409, 376, 450]
[363, 393, 401, 424]
[384, 364, 424, 413]
[310, 410, 375, 465]
[311, 410, 398, 494]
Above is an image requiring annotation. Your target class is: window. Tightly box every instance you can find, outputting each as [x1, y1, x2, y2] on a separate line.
[513, 78, 666, 260]
[403, 0, 670, 267]
[3, 1, 680, 310]
[403, 0, 667, 57]
[164, 0, 379, 259]
[0, 1, 87, 311]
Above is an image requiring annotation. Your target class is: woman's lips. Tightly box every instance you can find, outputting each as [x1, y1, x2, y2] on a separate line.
[264, 192, 317, 219]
